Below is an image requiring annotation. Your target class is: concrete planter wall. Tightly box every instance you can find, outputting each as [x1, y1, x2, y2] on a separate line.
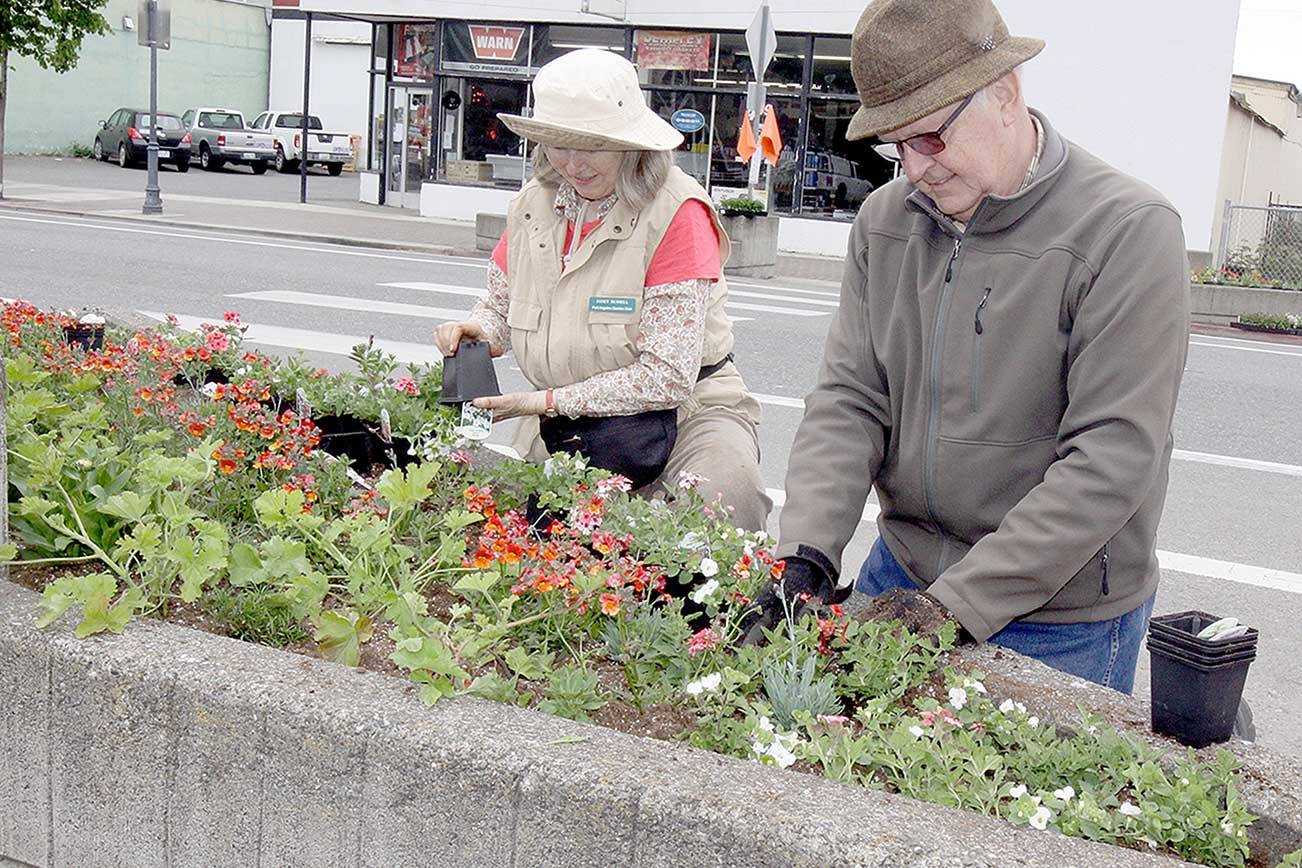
[721, 213, 780, 280]
[0, 580, 1200, 868]
[1191, 282, 1302, 324]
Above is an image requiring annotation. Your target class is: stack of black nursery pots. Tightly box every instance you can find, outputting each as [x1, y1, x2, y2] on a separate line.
[1147, 611, 1258, 747]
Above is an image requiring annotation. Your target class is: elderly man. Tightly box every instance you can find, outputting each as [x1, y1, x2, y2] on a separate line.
[747, 0, 1189, 693]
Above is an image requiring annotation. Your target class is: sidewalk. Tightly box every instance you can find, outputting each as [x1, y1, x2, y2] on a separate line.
[0, 179, 846, 284]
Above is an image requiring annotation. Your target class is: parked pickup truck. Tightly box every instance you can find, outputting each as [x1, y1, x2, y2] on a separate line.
[250, 111, 351, 176]
[179, 108, 276, 174]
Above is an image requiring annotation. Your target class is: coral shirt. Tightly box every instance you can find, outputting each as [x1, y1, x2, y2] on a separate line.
[490, 199, 722, 286]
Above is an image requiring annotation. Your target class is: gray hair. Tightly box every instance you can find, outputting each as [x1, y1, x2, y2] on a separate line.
[531, 146, 673, 213]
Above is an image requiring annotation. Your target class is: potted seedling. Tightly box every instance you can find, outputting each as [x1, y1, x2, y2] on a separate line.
[438, 338, 500, 442]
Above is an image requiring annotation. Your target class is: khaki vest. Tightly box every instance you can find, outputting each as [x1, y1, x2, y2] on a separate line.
[505, 167, 736, 393]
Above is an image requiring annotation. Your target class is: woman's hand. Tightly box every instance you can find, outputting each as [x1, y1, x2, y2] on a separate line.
[433, 320, 502, 357]
[473, 390, 548, 421]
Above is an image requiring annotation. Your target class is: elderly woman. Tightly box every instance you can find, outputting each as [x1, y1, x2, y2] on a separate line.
[434, 48, 770, 531]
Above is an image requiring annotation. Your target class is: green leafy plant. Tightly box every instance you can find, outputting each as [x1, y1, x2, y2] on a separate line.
[539, 665, 607, 722]
[718, 195, 767, 214]
[1237, 312, 1301, 332]
[206, 585, 308, 646]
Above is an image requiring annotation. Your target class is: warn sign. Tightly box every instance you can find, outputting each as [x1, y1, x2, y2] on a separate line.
[468, 25, 525, 61]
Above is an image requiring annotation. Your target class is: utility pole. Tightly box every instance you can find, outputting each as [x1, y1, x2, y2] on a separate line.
[300, 12, 313, 204]
[744, 0, 775, 199]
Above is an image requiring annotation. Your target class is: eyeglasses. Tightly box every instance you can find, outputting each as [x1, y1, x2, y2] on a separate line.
[870, 93, 975, 163]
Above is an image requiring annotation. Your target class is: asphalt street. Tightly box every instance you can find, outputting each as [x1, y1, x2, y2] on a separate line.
[2, 159, 1300, 757]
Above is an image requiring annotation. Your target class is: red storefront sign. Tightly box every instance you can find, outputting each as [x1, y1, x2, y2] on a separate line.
[636, 30, 712, 71]
[468, 25, 526, 62]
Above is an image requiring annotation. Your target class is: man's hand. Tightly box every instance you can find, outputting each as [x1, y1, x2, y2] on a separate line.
[736, 552, 848, 646]
[433, 320, 503, 358]
[473, 390, 547, 421]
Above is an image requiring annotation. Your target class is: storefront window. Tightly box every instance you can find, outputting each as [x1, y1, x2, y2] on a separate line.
[438, 78, 528, 189]
[707, 92, 749, 198]
[634, 30, 714, 89]
[811, 36, 854, 96]
[392, 24, 436, 79]
[373, 24, 390, 72]
[442, 21, 531, 76]
[715, 32, 804, 90]
[803, 98, 895, 218]
[766, 96, 802, 213]
[647, 89, 711, 186]
[533, 24, 626, 66]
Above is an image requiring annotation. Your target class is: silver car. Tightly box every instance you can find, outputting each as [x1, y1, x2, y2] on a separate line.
[179, 107, 276, 174]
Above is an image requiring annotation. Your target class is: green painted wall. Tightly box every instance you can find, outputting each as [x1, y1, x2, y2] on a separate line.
[6, 0, 270, 153]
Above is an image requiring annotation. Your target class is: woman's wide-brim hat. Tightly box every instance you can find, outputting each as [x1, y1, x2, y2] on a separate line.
[846, 0, 1044, 141]
[499, 48, 684, 152]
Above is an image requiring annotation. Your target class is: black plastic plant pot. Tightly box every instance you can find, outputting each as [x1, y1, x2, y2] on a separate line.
[438, 339, 501, 405]
[1149, 610, 1259, 653]
[63, 324, 105, 352]
[172, 367, 231, 388]
[1149, 640, 1255, 748]
[1146, 634, 1257, 666]
[314, 414, 375, 469]
[1147, 629, 1258, 658]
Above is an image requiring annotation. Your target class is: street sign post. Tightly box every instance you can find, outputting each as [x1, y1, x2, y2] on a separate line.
[138, 0, 170, 215]
[743, 0, 775, 196]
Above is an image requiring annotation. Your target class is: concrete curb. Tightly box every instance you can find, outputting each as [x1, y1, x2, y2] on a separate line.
[0, 580, 1183, 868]
[1191, 282, 1302, 323]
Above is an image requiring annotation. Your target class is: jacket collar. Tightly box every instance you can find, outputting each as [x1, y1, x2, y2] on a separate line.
[905, 108, 1068, 237]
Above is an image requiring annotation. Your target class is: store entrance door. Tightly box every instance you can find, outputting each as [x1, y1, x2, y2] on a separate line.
[386, 85, 434, 209]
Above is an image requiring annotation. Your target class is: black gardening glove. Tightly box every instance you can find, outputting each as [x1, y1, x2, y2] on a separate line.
[736, 547, 850, 647]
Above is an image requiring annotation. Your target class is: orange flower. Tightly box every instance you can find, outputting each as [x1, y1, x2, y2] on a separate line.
[218, 458, 237, 474]
[188, 422, 207, 437]
[131, 405, 145, 417]
[599, 593, 622, 617]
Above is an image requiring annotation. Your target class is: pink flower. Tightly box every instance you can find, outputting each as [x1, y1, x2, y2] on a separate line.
[223, 310, 242, 323]
[816, 714, 850, 726]
[677, 471, 708, 490]
[165, 313, 179, 326]
[596, 475, 632, 496]
[450, 449, 473, 466]
[393, 375, 419, 396]
[687, 627, 721, 655]
[205, 330, 230, 353]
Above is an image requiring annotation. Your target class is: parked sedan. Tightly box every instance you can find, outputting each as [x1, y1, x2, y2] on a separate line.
[93, 108, 192, 171]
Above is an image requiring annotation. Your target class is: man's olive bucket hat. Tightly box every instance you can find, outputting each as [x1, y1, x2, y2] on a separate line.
[847, 0, 1044, 141]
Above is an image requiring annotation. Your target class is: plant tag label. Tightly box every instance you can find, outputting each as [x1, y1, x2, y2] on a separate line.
[588, 296, 638, 314]
[295, 387, 311, 418]
[379, 408, 392, 442]
[455, 403, 493, 441]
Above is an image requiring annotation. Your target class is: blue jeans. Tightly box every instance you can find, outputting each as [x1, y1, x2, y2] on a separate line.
[855, 538, 1155, 694]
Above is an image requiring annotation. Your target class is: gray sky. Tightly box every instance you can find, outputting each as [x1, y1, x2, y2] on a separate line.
[1234, 0, 1302, 86]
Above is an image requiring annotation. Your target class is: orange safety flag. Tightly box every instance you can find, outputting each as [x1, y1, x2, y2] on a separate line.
[759, 104, 782, 166]
[736, 111, 757, 163]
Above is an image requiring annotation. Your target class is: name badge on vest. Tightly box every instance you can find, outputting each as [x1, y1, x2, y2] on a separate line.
[589, 296, 639, 315]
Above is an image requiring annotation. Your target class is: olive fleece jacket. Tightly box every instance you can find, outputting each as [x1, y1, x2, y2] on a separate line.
[776, 110, 1190, 641]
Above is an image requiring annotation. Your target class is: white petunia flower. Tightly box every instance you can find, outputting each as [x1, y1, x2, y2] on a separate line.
[699, 557, 719, 578]
[999, 699, 1016, 714]
[1029, 806, 1053, 831]
[690, 579, 721, 604]
[1027, 716, 1039, 728]
[963, 678, 988, 695]
[948, 687, 968, 710]
[1119, 801, 1142, 818]
[767, 739, 798, 769]
[1009, 784, 1028, 799]
[1053, 786, 1075, 802]
[909, 725, 925, 738]
[686, 680, 705, 696]
[200, 382, 220, 398]
[757, 716, 776, 734]
[1220, 819, 1234, 835]
[700, 672, 722, 692]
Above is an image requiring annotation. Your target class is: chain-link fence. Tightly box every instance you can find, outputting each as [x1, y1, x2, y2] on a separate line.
[1215, 203, 1302, 289]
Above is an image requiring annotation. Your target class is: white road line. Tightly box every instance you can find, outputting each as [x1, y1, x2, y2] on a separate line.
[764, 490, 1301, 594]
[378, 281, 802, 319]
[229, 290, 468, 321]
[728, 288, 839, 307]
[731, 281, 840, 299]
[1173, 448, 1302, 477]
[726, 300, 827, 317]
[140, 312, 444, 365]
[0, 212, 483, 269]
[1189, 338, 1302, 358]
[752, 391, 807, 408]
[1156, 551, 1302, 595]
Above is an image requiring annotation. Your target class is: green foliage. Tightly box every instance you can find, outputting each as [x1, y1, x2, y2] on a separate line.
[206, 586, 307, 647]
[718, 195, 767, 214]
[1, 0, 111, 72]
[539, 665, 607, 722]
[1277, 849, 1302, 867]
[1237, 312, 1301, 332]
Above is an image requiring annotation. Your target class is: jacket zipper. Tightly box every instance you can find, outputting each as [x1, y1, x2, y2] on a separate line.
[924, 235, 962, 575]
[971, 287, 991, 411]
[1100, 544, 1110, 596]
